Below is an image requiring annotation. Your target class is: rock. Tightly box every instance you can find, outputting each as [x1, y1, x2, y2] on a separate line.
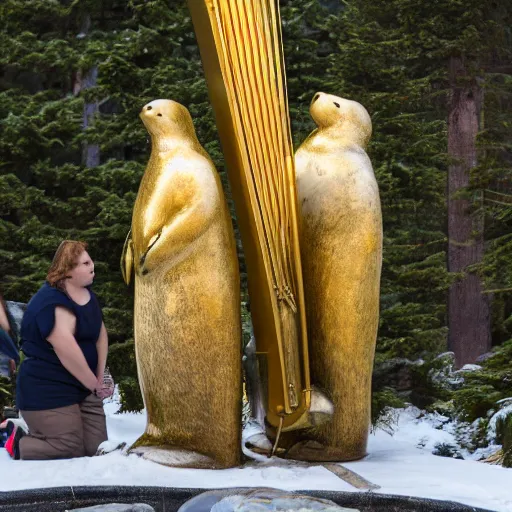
[455, 364, 482, 373]
[67, 505, 154, 512]
[95, 440, 127, 455]
[243, 336, 266, 426]
[475, 351, 494, 363]
[432, 442, 464, 460]
[243, 420, 272, 455]
[433, 351, 456, 366]
[373, 357, 424, 391]
[489, 404, 512, 467]
[178, 489, 359, 512]
[428, 352, 464, 392]
[427, 399, 455, 416]
[5, 301, 26, 343]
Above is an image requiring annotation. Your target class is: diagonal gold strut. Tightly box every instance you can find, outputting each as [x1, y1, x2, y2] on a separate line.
[188, 0, 311, 429]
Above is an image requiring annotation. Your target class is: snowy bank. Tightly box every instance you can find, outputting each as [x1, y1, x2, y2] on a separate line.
[0, 400, 510, 512]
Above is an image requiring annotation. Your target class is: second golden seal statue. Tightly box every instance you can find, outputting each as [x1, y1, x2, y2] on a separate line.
[288, 92, 383, 461]
[122, 99, 242, 468]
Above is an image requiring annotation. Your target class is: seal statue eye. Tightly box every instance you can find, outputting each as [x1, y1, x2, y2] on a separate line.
[157, 113, 162, 117]
[334, 102, 340, 108]
[313, 94, 320, 103]
[146, 106, 152, 111]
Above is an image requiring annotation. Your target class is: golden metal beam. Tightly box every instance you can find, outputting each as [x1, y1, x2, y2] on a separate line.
[187, 0, 311, 429]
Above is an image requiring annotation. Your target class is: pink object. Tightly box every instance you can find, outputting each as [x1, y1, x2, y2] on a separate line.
[4, 426, 16, 458]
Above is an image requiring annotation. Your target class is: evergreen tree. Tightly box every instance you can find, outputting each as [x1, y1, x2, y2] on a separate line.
[325, 0, 450, 362]
[0, 0, 213, 408]
[1, 0, 510, 419]
[326, 0, 512, 365]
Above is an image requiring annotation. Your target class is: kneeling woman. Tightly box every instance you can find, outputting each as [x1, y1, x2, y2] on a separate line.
[12, 240, 112, 460]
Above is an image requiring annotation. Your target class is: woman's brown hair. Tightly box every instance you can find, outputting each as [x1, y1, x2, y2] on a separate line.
[47, 240, 88, 290]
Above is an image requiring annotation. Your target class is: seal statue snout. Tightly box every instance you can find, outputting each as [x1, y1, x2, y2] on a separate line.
[312, 92, 322, 104]
[142, 104, 159, 115]
[141, 104, 151, 115]
[140, 105, 155, 118]
[140, 103, 158, 119]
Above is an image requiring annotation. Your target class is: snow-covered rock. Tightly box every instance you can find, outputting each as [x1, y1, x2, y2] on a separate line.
[178, 489, 358, 512]
[428, 352, 464, 391]
[457, 364, 482, 373]
[488, 402, 512, 444]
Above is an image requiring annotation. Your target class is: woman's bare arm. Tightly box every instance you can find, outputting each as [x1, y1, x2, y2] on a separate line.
[0, 302, 10, 333]
[47, 306, 98, 392]
[96, 322, 108, 381]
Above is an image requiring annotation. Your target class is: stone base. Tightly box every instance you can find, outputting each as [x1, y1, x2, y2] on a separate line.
[0, 486, 494, 512]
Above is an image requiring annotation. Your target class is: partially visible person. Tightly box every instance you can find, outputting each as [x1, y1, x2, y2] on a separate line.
[0, 291, 20, 379]
[6, 241, 113, 460]
[0, 290, 20, 431]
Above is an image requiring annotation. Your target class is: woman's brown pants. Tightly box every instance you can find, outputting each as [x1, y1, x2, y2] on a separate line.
[19, 394, 107, 460]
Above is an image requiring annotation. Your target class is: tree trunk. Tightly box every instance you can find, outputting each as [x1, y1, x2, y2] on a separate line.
[81, 66, 100, 168]
[73, 13, 100, 168]
[447, 56, 491, 367]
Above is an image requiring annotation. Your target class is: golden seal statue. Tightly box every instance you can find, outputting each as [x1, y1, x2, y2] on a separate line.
[121, 99, 241, 469]
[290, 92, 383, 461]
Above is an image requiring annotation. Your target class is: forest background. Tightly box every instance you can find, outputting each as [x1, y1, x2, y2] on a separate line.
[1, 0, 511, 465]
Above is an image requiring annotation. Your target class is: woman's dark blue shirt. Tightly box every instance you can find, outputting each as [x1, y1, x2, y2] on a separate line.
[16, 282, 103, 411]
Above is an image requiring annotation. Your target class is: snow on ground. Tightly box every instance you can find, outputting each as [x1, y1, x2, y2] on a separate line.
[0, 397, 511, 512]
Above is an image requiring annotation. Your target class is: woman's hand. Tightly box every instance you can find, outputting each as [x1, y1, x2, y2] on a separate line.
[94, 385, 112, 399]
[94, 372, 115, 399]
[8, 359, 16, 377]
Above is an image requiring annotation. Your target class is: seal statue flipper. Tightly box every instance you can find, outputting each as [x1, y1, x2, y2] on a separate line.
[128, 99, 241, 469]
[121, 229, 134, 285]
[135, 181, 217, 275]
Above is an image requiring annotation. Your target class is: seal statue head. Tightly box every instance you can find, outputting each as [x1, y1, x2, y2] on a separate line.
[140, 99, 197, 142]
[310, 92, 372, 148]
